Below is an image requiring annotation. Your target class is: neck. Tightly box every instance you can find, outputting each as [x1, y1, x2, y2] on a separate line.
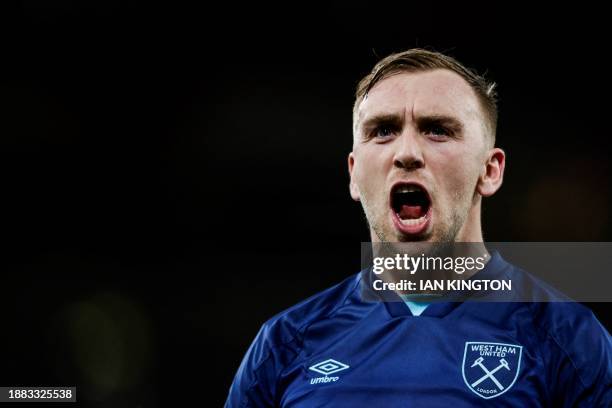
[455, 201, 484, 242]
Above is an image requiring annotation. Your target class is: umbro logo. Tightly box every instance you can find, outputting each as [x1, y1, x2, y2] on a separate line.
[308, 359, 350, 384]
[309, 359, 350, 375]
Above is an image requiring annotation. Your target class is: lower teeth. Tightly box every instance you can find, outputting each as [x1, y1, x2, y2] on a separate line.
[399, 214, 427, 226]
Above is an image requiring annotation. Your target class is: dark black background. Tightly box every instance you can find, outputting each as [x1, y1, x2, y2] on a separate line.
[2, 2, 611, 407]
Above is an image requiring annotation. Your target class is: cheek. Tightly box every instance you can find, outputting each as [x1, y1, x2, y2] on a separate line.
[430, 147, 481, 199]
[353, 148, 390, 188]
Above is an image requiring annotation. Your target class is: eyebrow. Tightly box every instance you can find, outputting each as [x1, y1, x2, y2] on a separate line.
[360, 113, 403, 132]
[418, 115, 464, 134]
[359, 112, 465, 136]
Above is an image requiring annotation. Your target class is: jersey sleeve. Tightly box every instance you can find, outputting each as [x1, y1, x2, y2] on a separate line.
[226, 317, 302, 408]
[225, 323, 278, 408]
[546, 307, 612, 407]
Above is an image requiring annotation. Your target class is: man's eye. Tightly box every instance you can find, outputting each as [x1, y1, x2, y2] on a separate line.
[373, 125, 395, 138]
[423, 124, 451, 138]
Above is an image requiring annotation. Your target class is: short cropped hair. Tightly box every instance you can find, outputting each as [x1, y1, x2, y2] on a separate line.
[353, 48, 498, 143]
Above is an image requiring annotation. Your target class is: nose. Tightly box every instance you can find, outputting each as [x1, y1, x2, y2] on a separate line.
[393, 128, 424, 171]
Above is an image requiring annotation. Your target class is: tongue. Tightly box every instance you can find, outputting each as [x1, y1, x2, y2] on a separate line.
[399, 204, 424, 219]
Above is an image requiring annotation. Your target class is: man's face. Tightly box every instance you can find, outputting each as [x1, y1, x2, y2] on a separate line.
[349, 69, 498, 242]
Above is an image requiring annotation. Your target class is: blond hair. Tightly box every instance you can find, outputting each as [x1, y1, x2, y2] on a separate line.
[353, 48, 498, 142]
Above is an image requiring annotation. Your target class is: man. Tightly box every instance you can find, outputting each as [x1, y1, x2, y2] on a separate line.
[225, 49, 612, 406]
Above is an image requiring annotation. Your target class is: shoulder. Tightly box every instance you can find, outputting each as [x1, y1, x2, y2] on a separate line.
[258, 272, 362, 350]
[496, 255, 611, 399]
[530, 301, 612, 406]
[241, 272, 363, 373]
[225, 273, 363, 407]
[527, 300, 609, 355]
[511, 264, 612, 406]
[504, 258, 610, 352]
[506, 260, 609, 344]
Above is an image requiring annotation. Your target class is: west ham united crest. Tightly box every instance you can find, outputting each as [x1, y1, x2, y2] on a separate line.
[462, 341, 522, 399]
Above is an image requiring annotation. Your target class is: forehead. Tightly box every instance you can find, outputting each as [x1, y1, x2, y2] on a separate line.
[357, 69, 484, 126]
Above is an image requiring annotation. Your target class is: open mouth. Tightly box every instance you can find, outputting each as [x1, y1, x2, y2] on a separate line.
[390, 183, 432, 234]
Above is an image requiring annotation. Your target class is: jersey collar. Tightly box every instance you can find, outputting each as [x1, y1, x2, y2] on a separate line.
[379, 250, 509, 318]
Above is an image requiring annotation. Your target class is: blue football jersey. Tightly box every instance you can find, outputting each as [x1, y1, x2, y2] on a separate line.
[226, 252, 612, 407]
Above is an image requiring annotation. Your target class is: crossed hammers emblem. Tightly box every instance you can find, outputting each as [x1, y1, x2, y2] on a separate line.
[470, 357, 510, 390]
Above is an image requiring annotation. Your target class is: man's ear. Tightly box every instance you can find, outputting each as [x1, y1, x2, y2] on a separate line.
[477, 147, 506, 197]
[348, 152, 360, 201]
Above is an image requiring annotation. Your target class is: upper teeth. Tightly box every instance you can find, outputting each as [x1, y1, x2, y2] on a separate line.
[396, 185, 420, 193]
